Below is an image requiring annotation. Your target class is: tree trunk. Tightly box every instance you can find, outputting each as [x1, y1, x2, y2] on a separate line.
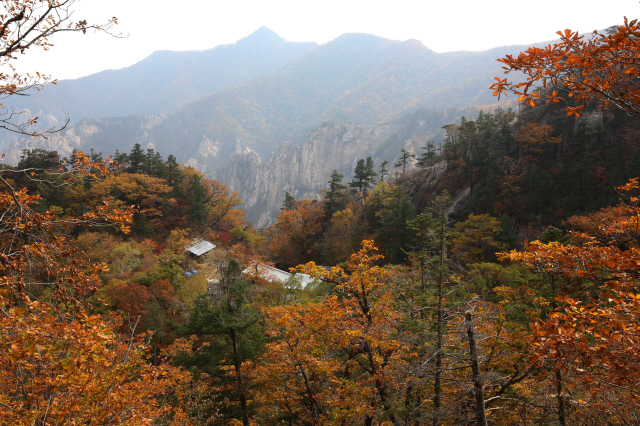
[465, 312, 488, 426]
[555, 369, 567, 426]
[432, 214, 446, 426]
[433, 273, 443, 426]
[231, 329, 249, 426]
[549, 276, 567, 426]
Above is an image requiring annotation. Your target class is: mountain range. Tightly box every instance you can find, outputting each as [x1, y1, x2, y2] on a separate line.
[9, 27, 317, 126]
[1, 27, 542, 223]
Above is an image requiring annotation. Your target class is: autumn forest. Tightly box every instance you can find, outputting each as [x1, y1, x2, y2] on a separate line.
[2, 2, 640, 426]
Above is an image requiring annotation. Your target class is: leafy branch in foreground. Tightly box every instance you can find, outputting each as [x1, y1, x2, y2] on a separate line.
[499, 178, 640, 424]
[0, 299, 184, 425]
[491, 17, 640, 117]
[0, 0, 122, 136]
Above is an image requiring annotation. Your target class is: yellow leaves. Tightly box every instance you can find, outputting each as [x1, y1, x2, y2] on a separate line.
[534, 297, 551, 307]
[1, 299, 181, 424]
[256, 241, 406, 423]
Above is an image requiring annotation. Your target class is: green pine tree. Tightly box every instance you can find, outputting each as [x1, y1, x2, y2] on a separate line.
[131, 212, 155, 238]
[145, 148, 155, 175]
[380, 160, 389, 183]
[349, 156, 378, 196]
[127, 143, 145, 174]
[281, 191, 296, 210]
[166, 155, 182, 189]
[152, 152, 166, 178]
[539, 225, 568, 244]
[406, 191, 452, 423]
[417, 142, 438, 167]
[370, 183, 416, 263]
[324, 169, 347, 217]
[113, 149, 129, 171]
[395, 147, 417, 174]
[188, 174, 208, 227]
[175, 259, 265, 425]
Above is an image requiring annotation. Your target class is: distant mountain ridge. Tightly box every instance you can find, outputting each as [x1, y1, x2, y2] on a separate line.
[7, 27, 317, 127]
[2, 29, 536, 169]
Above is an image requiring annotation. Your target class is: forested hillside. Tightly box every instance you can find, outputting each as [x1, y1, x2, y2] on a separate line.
[216, 107, 479, 226]
[6, 78, 640, 423]
[263, 96, 640, 268]
[3, 2, 640, 426]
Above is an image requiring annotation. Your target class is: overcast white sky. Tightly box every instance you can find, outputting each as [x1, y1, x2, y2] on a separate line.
[10, 0, 639, 80]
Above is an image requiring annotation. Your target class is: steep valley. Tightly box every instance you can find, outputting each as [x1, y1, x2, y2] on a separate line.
[214, 108, 475, 226]
[0, 27, 543, 223]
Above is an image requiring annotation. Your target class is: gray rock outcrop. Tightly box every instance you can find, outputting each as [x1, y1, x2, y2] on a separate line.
[214, 120, 445, 227]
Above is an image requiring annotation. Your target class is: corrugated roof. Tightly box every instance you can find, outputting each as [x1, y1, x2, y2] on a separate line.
[242, 263, 315, 289]
[185, 239, 216, 257]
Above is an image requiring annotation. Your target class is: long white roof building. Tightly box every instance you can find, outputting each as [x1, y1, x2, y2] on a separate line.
[242, 263, 316, 289]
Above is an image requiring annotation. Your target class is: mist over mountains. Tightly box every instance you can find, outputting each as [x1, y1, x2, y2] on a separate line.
[8, 27, 317, 126]
[1, 27, 537, 223]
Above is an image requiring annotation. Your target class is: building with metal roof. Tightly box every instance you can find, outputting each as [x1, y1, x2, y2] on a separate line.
[242, 263, 315, 289]
[185, 239, 216, 257]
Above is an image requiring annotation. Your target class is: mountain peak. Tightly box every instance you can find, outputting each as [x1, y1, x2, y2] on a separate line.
[238, 27, 285, 46]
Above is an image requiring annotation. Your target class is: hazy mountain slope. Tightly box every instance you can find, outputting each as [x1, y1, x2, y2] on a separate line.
[119, 34, 531, 167]
[7, 27, 317, 126]
[2, 31, 540, 173]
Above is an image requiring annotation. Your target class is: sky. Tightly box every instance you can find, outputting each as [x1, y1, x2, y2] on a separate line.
[11, 0, 639, 80]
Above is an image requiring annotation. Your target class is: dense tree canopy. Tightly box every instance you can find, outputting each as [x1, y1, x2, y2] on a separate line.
[4, 8, 640, 426]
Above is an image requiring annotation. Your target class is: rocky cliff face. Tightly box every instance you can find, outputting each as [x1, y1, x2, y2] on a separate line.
[214, 118, 450, 227]
[2, 106, 467, 227]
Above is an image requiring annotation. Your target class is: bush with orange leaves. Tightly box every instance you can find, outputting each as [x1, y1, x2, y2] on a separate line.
[0, 153, 193, 425]
[0, 153, 134, 308]
[0, 298, 186, 425]
[499, 178, 640, 424]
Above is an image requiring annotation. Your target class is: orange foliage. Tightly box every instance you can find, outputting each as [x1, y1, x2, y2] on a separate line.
[564, 200, 640, 248]
[88, 173, 172, 230]
[0, 152, 134, 307]
[516, 123, 562, 157]
[107, 282, 151, 320]
[0, 298, 184, 425]
[150, 279, 178, 310]
[267, 200, 324, 268]
[499, 178, 640, 421]
[253, 241, 408, 424]
[492, 17, 640, 117]
[324, 208, 359, 263]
